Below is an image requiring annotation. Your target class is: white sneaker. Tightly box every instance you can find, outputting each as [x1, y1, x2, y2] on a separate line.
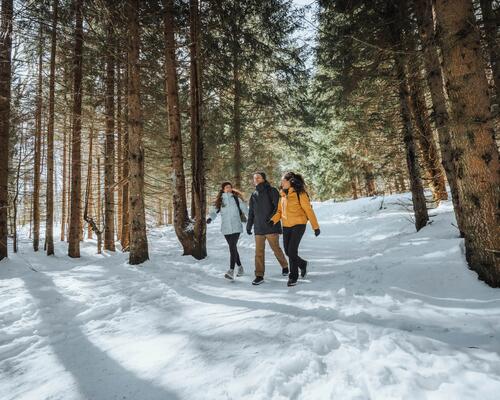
[224, 269, 235, 280]
[236, 265, 244, 276]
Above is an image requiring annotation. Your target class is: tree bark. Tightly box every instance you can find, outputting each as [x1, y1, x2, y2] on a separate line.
[68, 0, 84, 258]
[188, 0, 207, 259]
[479, 0, 500, 100]
[387, 0, 429, 231]
[33, 24, 43, 252]
[127, 0, 148, 264]
[116, 63, 123, 242]
[434, 0, 500, 286]
[232, 54, 242, 189]
[0, 0, 13, 260]
[414, 0, 464, 233]
[164, 0, 200, 257]
[86, 115, 94, 239]
[45, 0, 58, 255]
[121, 61, 130, 251]
[407, 67, 448, 203]
[104, 21, 115, 251]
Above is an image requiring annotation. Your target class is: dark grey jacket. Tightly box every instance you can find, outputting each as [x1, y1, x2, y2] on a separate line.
[246, 182, 282, 235]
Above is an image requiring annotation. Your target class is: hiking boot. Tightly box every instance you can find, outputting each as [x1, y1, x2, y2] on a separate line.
[300, 261, 308, 278]
[282, 267, 289, 276]
[252, 276, 264, 285]
[287, 278, 298, 287]
[225, 269, 235, 280]
[236, 265, 244, 277]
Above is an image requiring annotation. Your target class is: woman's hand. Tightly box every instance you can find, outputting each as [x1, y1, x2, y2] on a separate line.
[206, 218, 212, 224]
[314, 228, 320, 237]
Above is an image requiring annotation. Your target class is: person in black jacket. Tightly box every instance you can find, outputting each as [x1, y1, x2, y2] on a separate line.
[246, 172, 289, 285]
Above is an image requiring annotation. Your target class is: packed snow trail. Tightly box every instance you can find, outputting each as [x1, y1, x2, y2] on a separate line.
[1, 194, 500, 400]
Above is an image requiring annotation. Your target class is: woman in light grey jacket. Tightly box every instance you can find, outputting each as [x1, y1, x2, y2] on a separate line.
[207, 181, 249, 280]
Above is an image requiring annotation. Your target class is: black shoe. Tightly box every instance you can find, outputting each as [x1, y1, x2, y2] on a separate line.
[282, 267, 289, 276]
[300, 261, 308, 278]
[287, 278, 297, 287]
[252, 276, 264, 285]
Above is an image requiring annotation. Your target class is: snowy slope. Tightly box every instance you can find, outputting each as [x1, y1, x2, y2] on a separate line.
[1, 194, 499, 400]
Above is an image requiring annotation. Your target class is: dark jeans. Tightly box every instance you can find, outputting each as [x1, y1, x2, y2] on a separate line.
[283, 224, 307, 280]
[224, 233, 241, 269]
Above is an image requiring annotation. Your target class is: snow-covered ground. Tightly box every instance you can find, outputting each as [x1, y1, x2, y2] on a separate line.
[1, 193, 500, 400]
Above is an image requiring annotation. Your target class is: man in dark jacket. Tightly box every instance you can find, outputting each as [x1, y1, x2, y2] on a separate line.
[246, 172, 288, 285]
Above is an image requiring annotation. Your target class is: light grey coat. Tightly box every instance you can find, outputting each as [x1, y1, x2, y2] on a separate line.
[208, 192, 249, 235]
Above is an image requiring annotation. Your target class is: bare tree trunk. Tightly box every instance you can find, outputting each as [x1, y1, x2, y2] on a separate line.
[61, 66, 69, 241]
[87, 116, 94, 239]
[84, 112, 102, 253]
[121, 60, 130, 251]
[479, 0, 500, 100]
[45, 0, 58, 255]
[188, 0, 207, 259]
[127, 0, 148, 264]
[414, 0, 464, 233]
[164, 0, 198, 256]
[0, 0, 13, 260]
[434, 0, 500, 286]
[68, 0, 84, 258]
[232, 56, 242, 189]
[104, 22, 115, 251]
[33, 24, 43, 252]
[407, 71, 448, 203]
[388, 0, 429, 231]
[116, 63, 123, 242]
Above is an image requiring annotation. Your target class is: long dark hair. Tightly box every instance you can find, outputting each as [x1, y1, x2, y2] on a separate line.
[214, 181, 245, 210]
[282, 172, 306, 194]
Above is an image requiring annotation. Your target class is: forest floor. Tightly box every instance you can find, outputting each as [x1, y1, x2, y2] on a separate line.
[1, 193, 500, 400]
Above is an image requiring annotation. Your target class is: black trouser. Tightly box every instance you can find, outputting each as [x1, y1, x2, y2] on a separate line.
[224, 233, 241, 269]
[283, 224, 307, 281]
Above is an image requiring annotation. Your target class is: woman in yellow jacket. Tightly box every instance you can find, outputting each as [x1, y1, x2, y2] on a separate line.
[270, 172, 320, 286]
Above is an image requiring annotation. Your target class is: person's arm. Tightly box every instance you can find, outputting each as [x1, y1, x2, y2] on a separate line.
[207, 205, 218, 222]
[299, 192, 319, 230]
[239, 198, 249, 216]
[271, 197, 282, 224]
[246, 195, 255, 232]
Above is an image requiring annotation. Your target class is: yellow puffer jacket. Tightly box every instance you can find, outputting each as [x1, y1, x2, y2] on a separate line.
[271, 187, 319, 230]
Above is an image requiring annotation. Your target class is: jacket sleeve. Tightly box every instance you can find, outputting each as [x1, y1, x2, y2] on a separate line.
[208, 206, 218, 221]
[270, 187, 279, 215]
[246, 195, 254, 230]
[299, 192, 319, 230]
[240, 199, 249, 216]
[271, 197, 282, 224]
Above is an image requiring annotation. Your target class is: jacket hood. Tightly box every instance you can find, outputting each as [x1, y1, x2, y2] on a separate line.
[256, 181, 271, 192]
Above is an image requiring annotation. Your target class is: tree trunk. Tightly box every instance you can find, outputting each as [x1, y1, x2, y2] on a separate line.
[434, 0, 500, 286]
[45, 0, 58, 255]
[0, 0, 13, 260]
[479, 0, 500, 100]
[104, 22, 115, 251]
[87, 116, 94, 239]
[121, 61, 130, 251]
[232, 54, 242, 189]
[116, 63, 123, 242]
[127, 0, 148, 264]
[188, 0, 207, 259]
[387, 0, 429, 231]
[84, 113, 102, 253]
[60, 65, 69, 241]
[164, 0, 201, 257]
[414, 0, 464, 233]
[33, 24, 43, 252]
[407, 68, 448, 203]
[68, 0, 84, 258]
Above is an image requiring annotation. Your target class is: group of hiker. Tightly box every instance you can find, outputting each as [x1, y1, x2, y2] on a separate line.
[207, 172, 320, 287]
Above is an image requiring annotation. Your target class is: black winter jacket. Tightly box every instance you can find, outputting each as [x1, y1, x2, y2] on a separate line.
[246, 182, 282, 235]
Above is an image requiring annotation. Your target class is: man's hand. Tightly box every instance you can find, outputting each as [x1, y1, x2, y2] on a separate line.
[246, 228, 252, 235]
